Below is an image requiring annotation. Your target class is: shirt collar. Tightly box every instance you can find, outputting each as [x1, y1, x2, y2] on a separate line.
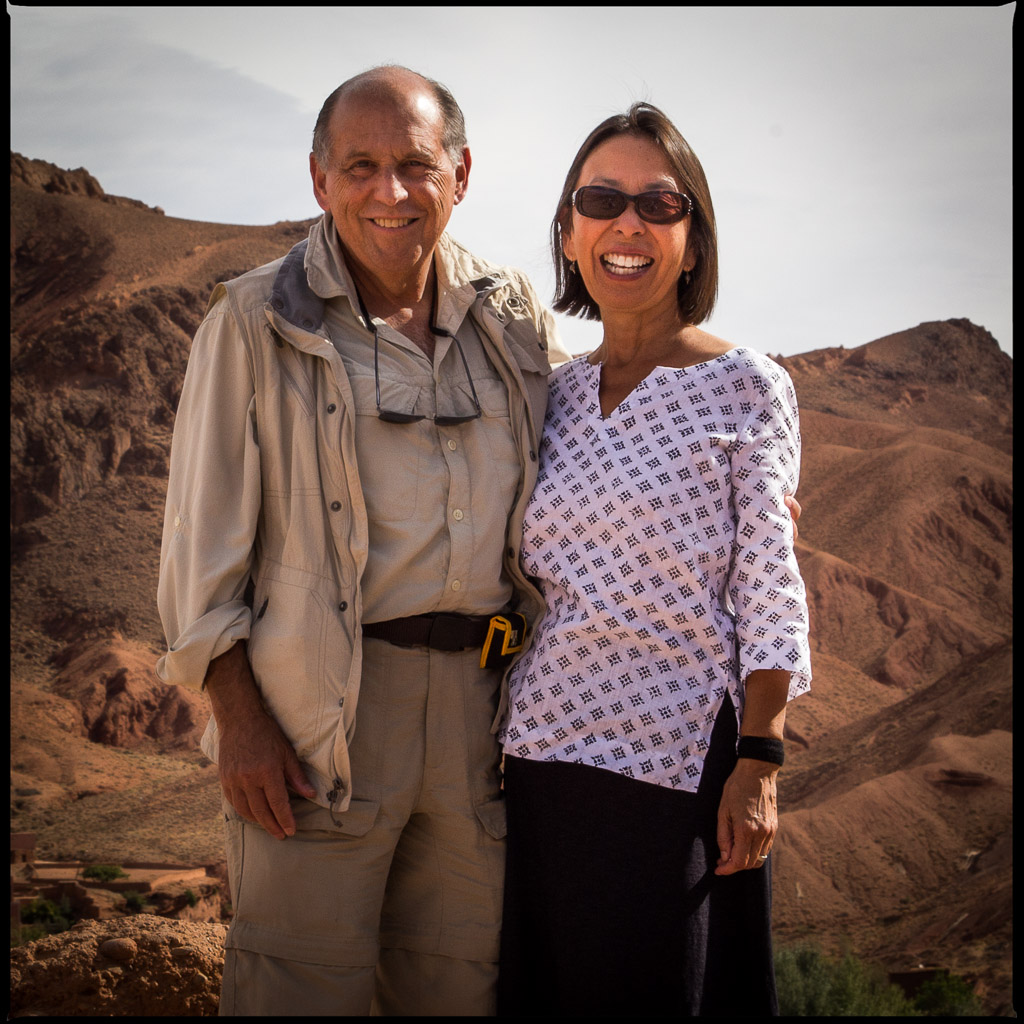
[303, 213, 480, 331]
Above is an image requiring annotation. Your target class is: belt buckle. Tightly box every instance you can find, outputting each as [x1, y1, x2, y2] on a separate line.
[427, 613, 472, 652]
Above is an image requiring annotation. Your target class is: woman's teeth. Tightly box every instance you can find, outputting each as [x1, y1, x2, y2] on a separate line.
[601, 254, 653, 274]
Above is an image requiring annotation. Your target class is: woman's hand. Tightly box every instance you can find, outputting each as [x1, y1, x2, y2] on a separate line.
[714, 758, 779, 874]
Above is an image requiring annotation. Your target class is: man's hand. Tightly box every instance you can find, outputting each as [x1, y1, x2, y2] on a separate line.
[205, 642, 317, 839]
[714, 759, 778, 875]
[784, 494, 802, 541]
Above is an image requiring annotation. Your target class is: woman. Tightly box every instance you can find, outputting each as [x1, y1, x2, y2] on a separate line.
[497, 103, 812, 1016]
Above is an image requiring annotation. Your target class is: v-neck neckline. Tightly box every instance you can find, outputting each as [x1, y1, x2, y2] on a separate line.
[584, 348, 744, 420]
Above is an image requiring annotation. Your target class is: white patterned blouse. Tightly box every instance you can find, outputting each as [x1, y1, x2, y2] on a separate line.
[500, 347, 812, 792]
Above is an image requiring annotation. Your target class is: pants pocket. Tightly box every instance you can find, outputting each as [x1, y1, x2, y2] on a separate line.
[474, 795, 508, 840]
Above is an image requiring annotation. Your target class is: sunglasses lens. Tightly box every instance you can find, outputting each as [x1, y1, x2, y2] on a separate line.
[378, 410, 425, 423]
[434, 413, 478, 426]
[576, 187, 690, 223]
[576, 187, 626, 219]
[637, 192, 688, 223]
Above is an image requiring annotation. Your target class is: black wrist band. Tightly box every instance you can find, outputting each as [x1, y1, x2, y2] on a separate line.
[737, 736, 785, 766]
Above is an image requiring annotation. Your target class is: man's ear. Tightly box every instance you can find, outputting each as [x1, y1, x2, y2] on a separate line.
[309, 152, 331, 213]
[453, 146, 472, 205]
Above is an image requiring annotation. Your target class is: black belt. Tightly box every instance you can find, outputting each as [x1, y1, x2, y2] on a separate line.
[363, 612, 494, 652]
[363, 610, 529, 670]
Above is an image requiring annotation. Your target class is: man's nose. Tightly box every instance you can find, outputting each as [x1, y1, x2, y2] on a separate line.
[373, 168, 409, 204]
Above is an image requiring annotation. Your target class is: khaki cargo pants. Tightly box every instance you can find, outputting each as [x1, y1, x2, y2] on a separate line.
[219, 640, 507, 1016]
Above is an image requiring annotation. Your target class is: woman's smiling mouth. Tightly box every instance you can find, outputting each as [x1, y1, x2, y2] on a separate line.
[601, 252, 654, 275]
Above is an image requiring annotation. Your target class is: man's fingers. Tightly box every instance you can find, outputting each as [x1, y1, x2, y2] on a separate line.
[217, 711, 312, 838]
[245, 785, 290, 840]
[785, 494, 802, 541]
[285, 758, 317, 801]
[229, 789, 255, 827]
[264, 776, 299, 837]
[224, 774, 294, 839]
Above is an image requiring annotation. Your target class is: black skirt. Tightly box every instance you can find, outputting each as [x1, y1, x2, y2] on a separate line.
[498, 694, 778, 1017]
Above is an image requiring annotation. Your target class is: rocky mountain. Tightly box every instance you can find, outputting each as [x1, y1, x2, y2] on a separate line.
[9, 154, 1013, 1015]
[770, 324, 1012, 1013]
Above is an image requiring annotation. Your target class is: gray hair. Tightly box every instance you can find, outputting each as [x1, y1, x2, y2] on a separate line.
[311, 65, 467, 166]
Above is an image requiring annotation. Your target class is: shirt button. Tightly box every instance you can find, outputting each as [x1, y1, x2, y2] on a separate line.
[452, 509, 464, 521]
[451, 580, 462, 592]
[327, 403, 337, 413]
[174, 515, 182, 528]
[338, 601, 348, 611]
[447, 439, 457, 451]
[330, 501, 341, 511]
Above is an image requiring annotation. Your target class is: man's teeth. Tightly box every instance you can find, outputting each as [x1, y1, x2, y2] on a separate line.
[602, 254, 653, 274]
[373, 218, 414, 228]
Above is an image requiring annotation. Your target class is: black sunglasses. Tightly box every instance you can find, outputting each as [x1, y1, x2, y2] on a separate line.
[572, 185, 693, 224]
[373, 331, 481, 425]
[357, 285, 482, 425]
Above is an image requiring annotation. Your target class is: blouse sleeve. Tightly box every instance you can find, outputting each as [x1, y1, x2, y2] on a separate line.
[726, 358, 812, 700]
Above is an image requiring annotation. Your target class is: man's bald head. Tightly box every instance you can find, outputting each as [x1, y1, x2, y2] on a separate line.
[312, 65, 467, 167]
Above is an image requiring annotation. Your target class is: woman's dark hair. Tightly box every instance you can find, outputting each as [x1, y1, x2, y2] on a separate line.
[551, 102, 718, 325]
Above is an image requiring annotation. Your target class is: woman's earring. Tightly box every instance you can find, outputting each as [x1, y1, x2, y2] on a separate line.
[569, 260, 577, 275]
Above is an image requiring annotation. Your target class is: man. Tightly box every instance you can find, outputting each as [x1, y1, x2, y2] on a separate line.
[157, 65, 561, 1015]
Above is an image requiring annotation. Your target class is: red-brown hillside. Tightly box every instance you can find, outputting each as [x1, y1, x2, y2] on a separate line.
[9, 154, 1013, 1014]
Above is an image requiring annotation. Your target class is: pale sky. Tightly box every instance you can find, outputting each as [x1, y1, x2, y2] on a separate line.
[10, 5, 1014, 359]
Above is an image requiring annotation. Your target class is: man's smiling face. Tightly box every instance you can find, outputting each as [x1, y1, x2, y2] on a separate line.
[310, 78, 470, 294]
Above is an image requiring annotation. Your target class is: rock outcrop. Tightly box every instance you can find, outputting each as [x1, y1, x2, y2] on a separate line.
[10, 915, 225, 1017]
[51, 634, 209, 749]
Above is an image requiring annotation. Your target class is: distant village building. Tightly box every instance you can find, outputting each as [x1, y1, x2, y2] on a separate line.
[11, 833, 37, 872]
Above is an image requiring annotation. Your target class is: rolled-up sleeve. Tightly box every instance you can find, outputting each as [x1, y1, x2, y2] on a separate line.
[727, 363, 811, 700]
[156, 293, 262, 690]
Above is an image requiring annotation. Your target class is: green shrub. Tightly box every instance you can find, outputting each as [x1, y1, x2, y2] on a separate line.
[82, 863, 128, 881]
[123, 891, 148, 912]
[16, 896, 76, 942]
[912, 971, 983, 1016]
[184, 888, 199, 907]
[775, 944, 919, 1016]
[11, 922, 49, 946]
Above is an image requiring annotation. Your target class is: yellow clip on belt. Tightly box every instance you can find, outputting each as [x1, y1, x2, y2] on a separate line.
[480, 613, 526, 670]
